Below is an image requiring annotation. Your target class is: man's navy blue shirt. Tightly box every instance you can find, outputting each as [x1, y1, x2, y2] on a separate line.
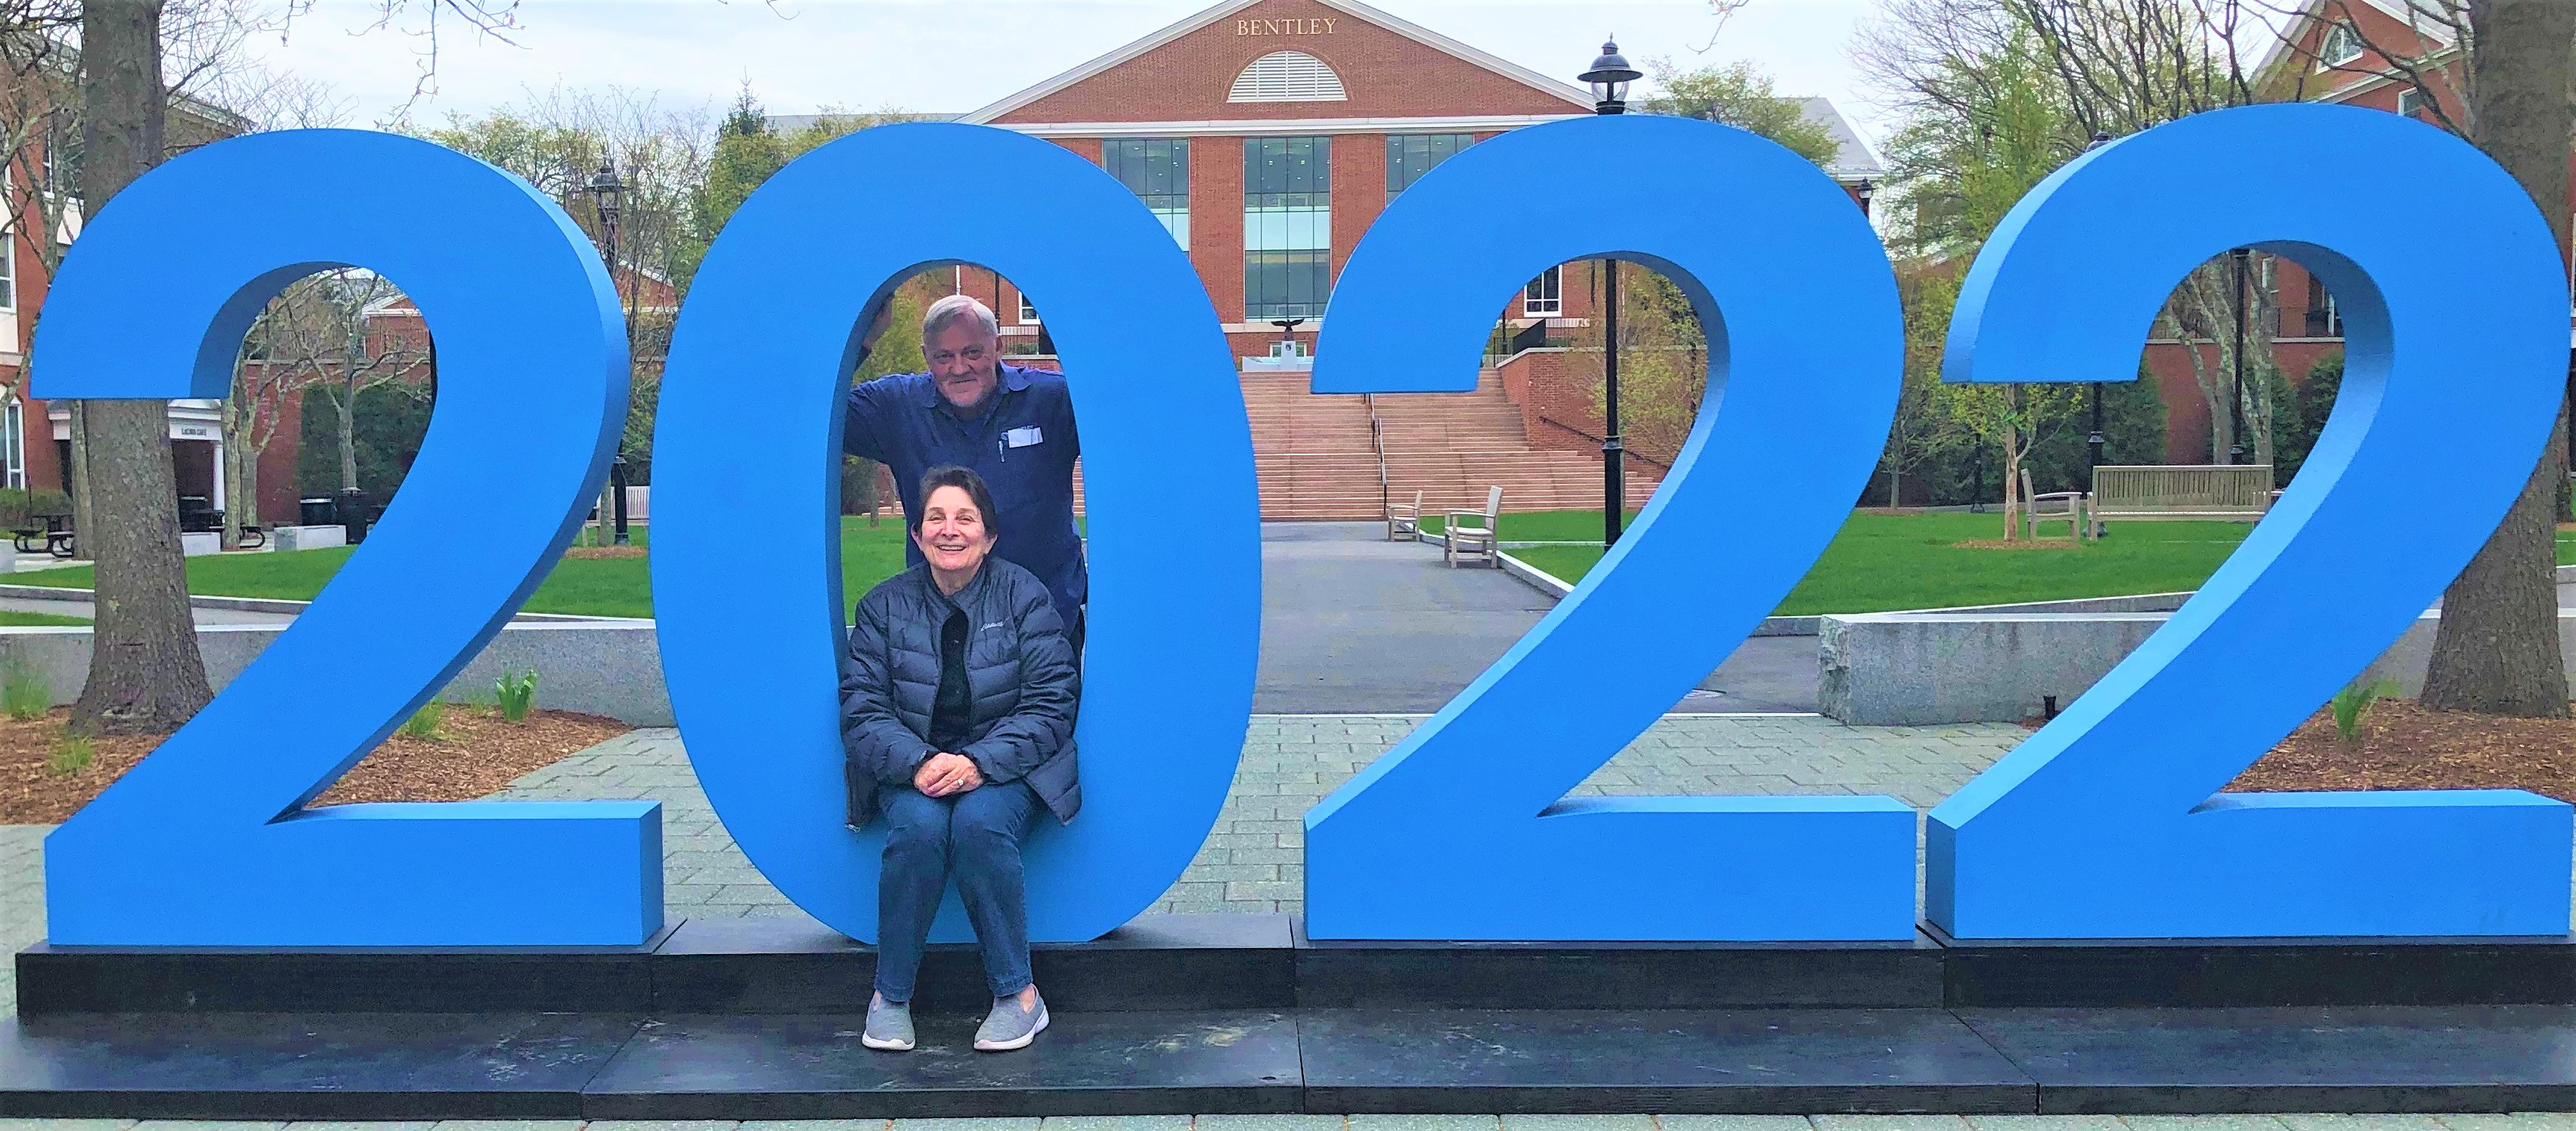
[844, 364, 1085, 627]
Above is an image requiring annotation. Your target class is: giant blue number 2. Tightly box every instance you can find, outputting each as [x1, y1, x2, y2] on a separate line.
[40, 131, 658, 947]
[1928, 104, 2574, 939]
[650, 124, 1262, 944]
[1305, 115, 1913, 941]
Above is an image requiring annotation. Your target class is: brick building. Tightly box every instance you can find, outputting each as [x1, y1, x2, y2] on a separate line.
[2138, 0, 2576, 465]
[0, 90, 247, 525]
[825, 0, 1882, 516]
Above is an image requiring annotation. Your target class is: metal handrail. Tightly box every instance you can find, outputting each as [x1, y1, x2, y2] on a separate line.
[1364, 392, 1391, 516]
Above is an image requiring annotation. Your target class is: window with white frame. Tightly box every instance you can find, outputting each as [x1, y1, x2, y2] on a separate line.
[0, 227, 16, 311]
[2320, 24, 2363, 67]
[1018, 291, 1039, 324]
[1104, 138, 1190, 248]
[1524, 265, 1562, 316]
[5, 398, 27, 490]
[1229, 51, 1347, 103]
[2396, 87, 2424, 117]
[1244, 136, 1330, 321]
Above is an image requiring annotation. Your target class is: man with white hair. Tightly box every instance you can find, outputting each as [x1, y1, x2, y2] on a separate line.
[846, 293, 1086, 643]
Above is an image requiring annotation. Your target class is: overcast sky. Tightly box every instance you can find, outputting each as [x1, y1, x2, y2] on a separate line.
[245, 0, 1896, 146]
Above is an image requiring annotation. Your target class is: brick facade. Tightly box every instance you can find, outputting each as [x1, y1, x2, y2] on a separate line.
[988, 0, 1581, 127]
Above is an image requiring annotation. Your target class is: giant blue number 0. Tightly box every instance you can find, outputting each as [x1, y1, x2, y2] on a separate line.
[649, 124, 1262, 944]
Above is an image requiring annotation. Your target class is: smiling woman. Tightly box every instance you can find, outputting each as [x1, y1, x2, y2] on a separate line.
[839, 465, 1082, 1052]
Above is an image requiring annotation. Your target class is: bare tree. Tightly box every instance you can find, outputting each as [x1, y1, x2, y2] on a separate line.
[207, 70, 345, 548]
[70, 0, 213, 735]
[2245, 0, 2569, 715]
[60, 0, 515, 735]
[260, 270, 426, 496]
[2413, 0, 2571, 717]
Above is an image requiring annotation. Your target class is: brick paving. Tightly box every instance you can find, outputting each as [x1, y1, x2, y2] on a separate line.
[0, 724, 2566, 1125]
[487, 714, 2027, 921]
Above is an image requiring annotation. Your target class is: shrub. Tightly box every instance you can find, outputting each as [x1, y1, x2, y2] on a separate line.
[399, 701, 447, 740]
[2330, 677, 2395, 746]
[45, 733, 92, 776]
[0, 661, 48, 722]
[495, 668, 539, 724]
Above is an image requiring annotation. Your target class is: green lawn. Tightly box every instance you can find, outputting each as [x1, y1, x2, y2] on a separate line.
[12, 519, 918, 621]
[1421, 510, 1640, 542]
[1506, 510, 2576, 616]
[0, 610, 87, 627]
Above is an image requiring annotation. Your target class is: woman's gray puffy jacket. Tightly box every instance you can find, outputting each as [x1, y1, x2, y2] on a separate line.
[840, 558, 1081, 827]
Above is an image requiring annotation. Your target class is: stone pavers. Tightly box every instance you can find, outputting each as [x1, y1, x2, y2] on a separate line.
[482, 714, 2028, 922]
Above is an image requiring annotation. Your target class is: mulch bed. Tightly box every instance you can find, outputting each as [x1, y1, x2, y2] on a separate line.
[0, 706, 631, 824]
[2226, 699, 2576, 802]
[563, 546, 647, 559]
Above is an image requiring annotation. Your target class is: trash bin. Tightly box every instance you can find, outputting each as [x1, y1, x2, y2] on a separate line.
[335, 488, 370, 546]
[299, 497, 334, 526]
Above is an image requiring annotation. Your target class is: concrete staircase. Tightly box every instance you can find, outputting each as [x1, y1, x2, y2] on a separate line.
[1073, 370, 1664, 522]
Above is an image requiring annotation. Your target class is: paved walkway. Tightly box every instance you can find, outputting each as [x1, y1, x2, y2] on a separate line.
[486, 716, 2023, 924]
[1256, 524, 1814, 713]
[4, 726, 2574, 1123]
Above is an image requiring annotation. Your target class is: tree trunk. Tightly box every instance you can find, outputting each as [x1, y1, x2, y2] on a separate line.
[335, 391, 359, 492]
[220, 432, 253, 549]
[2420, 0, 2576, 718]
[70, 0, 209, 736]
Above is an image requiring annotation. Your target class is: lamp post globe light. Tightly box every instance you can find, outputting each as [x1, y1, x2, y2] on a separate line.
[1581, 39, 1640, 115]
[1582, 39, 1642, 547]
[586, 160, 624, 276]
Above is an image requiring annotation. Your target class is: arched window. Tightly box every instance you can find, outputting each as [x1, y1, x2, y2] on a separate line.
[1229, 51, 1348, 103]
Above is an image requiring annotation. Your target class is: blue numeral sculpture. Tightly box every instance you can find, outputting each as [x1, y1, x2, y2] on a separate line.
[1303, 115, 1913, 940]
[1928, 104, 2574, 939]
[652, 124, 1260, 944]
[39, 130, 658, 946]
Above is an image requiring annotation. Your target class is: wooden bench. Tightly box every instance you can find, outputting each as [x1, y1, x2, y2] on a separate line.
[1444, 486, 1503, 568]
[2019, 468, 2087, 541]
[2090, 463, 2274, 531]
[1386, 490, 1423, 542]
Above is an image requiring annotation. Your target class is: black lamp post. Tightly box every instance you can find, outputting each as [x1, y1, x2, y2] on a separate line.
[1855, 177, 1874, 218]
[585, 160, 631, 544]
[1581, 39, 1642, 547]
[586, 160, 624, 277]
[2083, 132, 2112, 485]
[2228, 246, 2250, 465]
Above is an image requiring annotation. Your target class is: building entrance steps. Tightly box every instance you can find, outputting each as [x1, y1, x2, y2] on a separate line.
[1072, 370, 1666, 520]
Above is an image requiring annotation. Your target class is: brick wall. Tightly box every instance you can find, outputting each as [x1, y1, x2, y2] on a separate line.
[993, 0, 1583, 125]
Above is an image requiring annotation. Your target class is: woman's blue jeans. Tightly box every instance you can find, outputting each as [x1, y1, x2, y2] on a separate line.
[875, 780, 1044, 1002]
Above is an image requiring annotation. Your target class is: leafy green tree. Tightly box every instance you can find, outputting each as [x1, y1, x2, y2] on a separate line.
[1636, 60, 1841, 166]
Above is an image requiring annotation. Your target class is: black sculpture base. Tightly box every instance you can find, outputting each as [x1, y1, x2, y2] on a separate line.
[8, 915, 2576, 1118]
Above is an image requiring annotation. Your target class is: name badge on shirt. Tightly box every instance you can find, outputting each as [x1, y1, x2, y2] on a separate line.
[1004, 426, 1045, 448]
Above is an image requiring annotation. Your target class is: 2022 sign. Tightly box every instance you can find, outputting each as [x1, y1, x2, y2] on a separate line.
[31, 104, 2573, 950]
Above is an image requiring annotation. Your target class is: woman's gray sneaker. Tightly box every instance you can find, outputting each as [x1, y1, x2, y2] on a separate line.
[862, 996, 915, 1051]
[974, 990, 1048, 1051]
